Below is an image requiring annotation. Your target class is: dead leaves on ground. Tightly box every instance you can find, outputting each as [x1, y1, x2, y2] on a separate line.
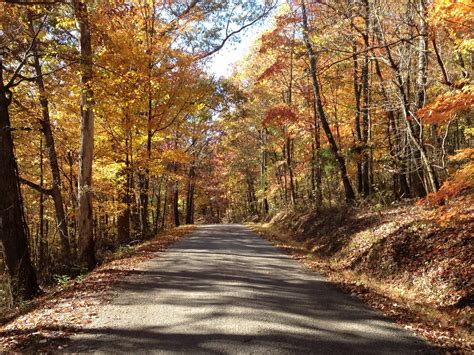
[0, 226, 195, 352]
[250, 201, 474, 354]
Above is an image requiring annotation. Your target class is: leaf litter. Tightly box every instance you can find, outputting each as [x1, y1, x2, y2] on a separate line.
[0, 226, 195, 352]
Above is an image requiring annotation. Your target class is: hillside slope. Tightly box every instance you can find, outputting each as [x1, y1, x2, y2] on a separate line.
[252, 196, 473, 352]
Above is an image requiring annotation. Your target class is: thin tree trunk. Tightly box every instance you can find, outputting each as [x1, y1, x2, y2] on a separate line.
[360, 0, 370, 197]
[286, 36, 297, 206]
[139, 3, 157, 238]
[38, 137, 47, 277]
[260, 129, 270, 215]
[246, 172, 258, 216]
[413, 0, 439, 193]
[307, 86, 323, 208]
[286, 136, 296, 206]
[28, 13, 71, 262]
[301, 0, 355, 202]
[66, 151, 78, 258]
[74, 0, 96, 269]
[350, 6, 363, 196]
[173, 162, 180, 227]
[185, 164, 195, 224]
[117, 134, 131, 244]
[154, 176, 163, 233]
[161, 183, 168, 229]
[138, 171, 149, 238]
[173, 182, 180, 227]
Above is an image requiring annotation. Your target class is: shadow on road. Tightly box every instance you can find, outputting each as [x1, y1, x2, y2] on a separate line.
[67, 224, 434, 354]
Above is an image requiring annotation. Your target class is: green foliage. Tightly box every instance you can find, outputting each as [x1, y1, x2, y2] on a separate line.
[113, 245, 135, 259]
[53, 274, 72, 289]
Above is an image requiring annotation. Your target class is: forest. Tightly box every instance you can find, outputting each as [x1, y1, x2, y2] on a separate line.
[0, 0, 472, 351]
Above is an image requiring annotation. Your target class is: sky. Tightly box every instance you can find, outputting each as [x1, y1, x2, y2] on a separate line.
[206, 4, 281, 79]
[206, 28, 261, 78]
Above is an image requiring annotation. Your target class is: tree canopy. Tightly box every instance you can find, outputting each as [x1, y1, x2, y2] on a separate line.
[0, 0, 472, 304]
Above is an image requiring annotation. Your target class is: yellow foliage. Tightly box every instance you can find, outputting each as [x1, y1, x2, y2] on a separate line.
[162, 149, 192, 164]
[430, 0, 474, 30]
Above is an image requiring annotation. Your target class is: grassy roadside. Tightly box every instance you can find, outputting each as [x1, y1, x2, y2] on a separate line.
[249, 201, 473, 353]
[0, 225, 196, 352]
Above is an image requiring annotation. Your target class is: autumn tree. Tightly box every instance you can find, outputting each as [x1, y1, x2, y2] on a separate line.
[0, 4, 40, 301]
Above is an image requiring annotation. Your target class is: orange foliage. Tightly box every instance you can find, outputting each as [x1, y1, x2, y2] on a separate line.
[449, 148, 474, 162]
[417, 85, 474, 124]
[424, 162, 474, 206]
[257, 60, 285, 82]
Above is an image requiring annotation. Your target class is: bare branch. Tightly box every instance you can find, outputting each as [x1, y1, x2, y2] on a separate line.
[197, 4, 277, 60]
[19, 177, 53, 195]
[5, 14, 48, 89]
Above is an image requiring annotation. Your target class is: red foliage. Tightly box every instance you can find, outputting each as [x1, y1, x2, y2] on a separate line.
[259, 14, 297, 54]
[257, 60, 285, 82]
[262, 104, 298, 127]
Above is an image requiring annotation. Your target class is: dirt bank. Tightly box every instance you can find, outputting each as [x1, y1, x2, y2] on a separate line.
[251, 197, 473, 353]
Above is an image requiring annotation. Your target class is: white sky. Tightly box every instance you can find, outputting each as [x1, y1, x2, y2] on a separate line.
[206, 28, 261, 78]
[206, 4, 282, 79]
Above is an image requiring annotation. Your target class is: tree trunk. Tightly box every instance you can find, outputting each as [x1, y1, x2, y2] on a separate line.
[286, 35, 297, 206]
[74, 0, 96, 270]
[161, 183, 168, 229]
[173, 181, 180, 227]
[285, 136, 296, 206]
[66, 151, 78, 258]
[138, 171, 149, 238]
[350, 5, 363, 196]
[413, 0, 439, 193]
[173, 162, 180, 227]
[38, 137, 47, 277]
[117, 135, 131, 245]
[301, 0, 355, 202]
[305, 84, 323, 208]
[312, 108, 323, 208]
[360, 0, 370, 197]
[260, 129, 270, 215]
[28, 14, 71, 262]
[138, 96, 152, 237]
[246, 172, 258, 216]
[0, 61, 39, 302]
[154, 176, 163, 233]
[139, 3, 156, 238]
[185, 165, 195, 225]
[350, 0, 370, 197]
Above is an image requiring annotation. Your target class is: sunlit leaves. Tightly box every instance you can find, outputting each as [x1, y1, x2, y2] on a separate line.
[418, 85, 474, 124]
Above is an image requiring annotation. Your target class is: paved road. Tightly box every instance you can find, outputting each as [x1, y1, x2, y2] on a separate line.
[68, 224, 433, 354]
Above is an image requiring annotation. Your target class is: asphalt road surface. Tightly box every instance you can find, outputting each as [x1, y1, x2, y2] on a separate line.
[67, 224, 433, 354]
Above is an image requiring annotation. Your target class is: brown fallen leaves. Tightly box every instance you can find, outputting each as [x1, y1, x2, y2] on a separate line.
[0, 225, 195, 353]
[250, 199, 473, 354]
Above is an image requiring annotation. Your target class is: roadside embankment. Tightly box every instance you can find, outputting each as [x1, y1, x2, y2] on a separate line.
[251, 196, 473, 353]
